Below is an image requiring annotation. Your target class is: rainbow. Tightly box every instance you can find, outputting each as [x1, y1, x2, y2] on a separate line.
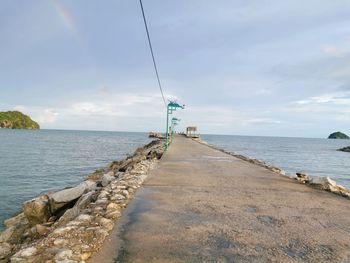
[51, 0, 84, 47]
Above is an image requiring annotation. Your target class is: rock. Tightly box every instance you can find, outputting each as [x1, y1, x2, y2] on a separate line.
[54, 260, 77, 263]
[35, 224, 50, 236]
[53, 226, 76, 236]
[12, 246, 37, 259]
[338, 146, 350, 152]
[105, 210, 121, 220]
[4, 213, 27, 228]
[101, 173, 115, 187]
[54, 249, 72, 260]
[81, 252, 91, 260]
[120, 190, 130, 199]
[0, 242, 11, 260]
[0, 221, 29, 244]
[56, 191, 95, 226]
[296, 172, 310, 183]
[97, 217, 114, 231]
[75, 214, 93, 223]
[23, 195, 51, 225]
[309, 176, 337, 190]
[53, 238, 68, 247]
[86, 169, 105, 181]
[50, 181, 96, 213]
[0, 227, 15, 244]
[328, 131, 349, 139]
[106, 203, 120, 213]
[55, 207, 79, 227]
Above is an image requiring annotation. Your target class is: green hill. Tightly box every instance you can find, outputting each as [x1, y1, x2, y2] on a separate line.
[328, 131, 349, 139]
[0, 111, 40, 129]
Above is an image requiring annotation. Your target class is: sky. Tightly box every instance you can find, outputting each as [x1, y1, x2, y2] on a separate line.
[1, 0, 350, 137]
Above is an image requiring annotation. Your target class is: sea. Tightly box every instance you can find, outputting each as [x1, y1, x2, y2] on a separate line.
[0, 129, 150, 230]
[1, 130, 349, 230]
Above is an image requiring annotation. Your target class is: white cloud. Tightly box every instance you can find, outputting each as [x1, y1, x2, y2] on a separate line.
[294, 92, 350, 105]
[245, 118, 282, 125]
[13, 105, 28, 112]
[37, 109, 59, 124]
[321, 45, 349, 57]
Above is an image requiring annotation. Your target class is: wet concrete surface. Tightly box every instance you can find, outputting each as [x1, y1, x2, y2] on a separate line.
[89, 136, 350, 263]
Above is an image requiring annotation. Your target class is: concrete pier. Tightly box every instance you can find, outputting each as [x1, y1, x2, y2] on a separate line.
[90, 136, 350, 262]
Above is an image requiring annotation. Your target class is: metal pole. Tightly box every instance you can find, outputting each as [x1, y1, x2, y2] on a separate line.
[171, 120, 174, 143]
[165, 104, 169, 151]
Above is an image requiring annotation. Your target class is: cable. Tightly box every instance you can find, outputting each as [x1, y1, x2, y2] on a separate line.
[139, 0, 167, 107]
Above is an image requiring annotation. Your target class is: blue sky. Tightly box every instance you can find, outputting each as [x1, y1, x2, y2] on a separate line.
[1, 0, 350, 137]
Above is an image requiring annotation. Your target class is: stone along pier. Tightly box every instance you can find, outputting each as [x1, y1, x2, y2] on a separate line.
[90, 136, 350, 263]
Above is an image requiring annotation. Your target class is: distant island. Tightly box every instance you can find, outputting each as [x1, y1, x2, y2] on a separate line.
[328, 131, 349, 139]
[0, 111, 40, 129]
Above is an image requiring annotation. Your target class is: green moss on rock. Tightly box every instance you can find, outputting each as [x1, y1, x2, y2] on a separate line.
[0, 111, 40, 129]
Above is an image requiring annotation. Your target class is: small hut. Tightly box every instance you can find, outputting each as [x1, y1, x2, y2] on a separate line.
[186, 126, 199, 138]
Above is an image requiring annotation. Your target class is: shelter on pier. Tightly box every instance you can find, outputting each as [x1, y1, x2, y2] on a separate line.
[186, 126, 200, 138]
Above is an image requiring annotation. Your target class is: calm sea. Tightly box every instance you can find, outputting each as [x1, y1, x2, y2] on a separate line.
[0, 129, 150, 230]
[202, 134, 350, 190]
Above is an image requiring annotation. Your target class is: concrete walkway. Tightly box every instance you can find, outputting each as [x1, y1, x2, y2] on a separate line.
[90, 136, 350, 263]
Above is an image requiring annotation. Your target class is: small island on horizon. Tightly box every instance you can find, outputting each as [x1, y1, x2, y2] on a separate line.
[328, 131, 349, 139]
[0, 111, 40, 129]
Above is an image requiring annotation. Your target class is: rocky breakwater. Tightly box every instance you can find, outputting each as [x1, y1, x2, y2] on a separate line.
[295, 172, 350, 199]
[0, 139, 164, 263]
[192, 137, 350, 200]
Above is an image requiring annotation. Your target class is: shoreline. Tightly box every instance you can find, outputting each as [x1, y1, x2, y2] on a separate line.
[0, 139, 165, 262]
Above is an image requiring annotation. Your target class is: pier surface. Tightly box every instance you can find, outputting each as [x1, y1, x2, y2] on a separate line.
[90, 136, 350, 263]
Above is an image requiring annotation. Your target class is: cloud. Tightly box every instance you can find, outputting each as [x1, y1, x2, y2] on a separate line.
[321, 45, 349, 57]
[38, 109, 59, 124]
[245, 118, 282, 125]
[294, 92, 350, 105]
[13, 105, 28, 112]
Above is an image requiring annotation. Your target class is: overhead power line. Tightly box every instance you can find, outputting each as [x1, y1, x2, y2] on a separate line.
[139, 0, 167, 107]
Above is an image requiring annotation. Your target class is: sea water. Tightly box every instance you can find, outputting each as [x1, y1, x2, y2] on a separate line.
[0, 129, 150, 230]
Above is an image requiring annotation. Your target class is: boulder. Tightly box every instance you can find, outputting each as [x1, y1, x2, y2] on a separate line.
[35, 224, 50, 236]
[50, 181, 96, 214]
[12, 246, 37, 259]
[309, 176, 337, 190]
[0, 221, 29, 244]
[296, 172, 310, 183]
[56, 191, 96, 226]
[101, 172, 115, 187]
[4, 213, 27, 228]
[0, 242, 11, 260]
[23, 195, 51, 225]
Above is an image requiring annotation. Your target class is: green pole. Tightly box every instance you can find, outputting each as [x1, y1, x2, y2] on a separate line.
[164, 101, 185, 151]
[165, 104, 169, 151]
[171, 120, 174, 143]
